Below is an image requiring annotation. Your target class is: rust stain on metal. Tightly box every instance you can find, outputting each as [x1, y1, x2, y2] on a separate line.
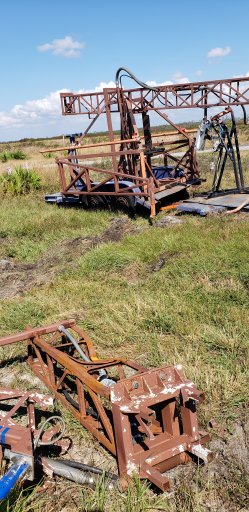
[0, 321, 213, 490]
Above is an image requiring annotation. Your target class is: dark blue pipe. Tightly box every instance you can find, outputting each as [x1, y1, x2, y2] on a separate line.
[0, 462, 30, 500]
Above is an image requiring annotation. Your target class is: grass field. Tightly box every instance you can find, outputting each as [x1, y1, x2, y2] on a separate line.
[0, 133, 248, 511]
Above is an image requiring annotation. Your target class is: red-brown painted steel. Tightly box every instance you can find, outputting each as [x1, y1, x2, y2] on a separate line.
[0, 321, 212, 490]
[60, 77, 249, 116]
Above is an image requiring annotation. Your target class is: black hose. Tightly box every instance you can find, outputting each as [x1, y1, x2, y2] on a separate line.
[53, 458, 118, 481]
[115, 67, 158, 91]
[61, 389, 98, 419]
[115, 69, 248, 124]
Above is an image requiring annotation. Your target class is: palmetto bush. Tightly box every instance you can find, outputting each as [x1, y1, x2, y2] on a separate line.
[0, 150, 11, 162]
[0, 166, 41, 195]
[0, 149, 27, 162]
[11, 149, 26, 160]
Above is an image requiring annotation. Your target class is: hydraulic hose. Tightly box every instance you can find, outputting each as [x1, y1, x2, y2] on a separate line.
[59, 325, 89, 362]
[53, 458, 118, 481]
[41, 458, 115, 489]
[115, 67, 158, 91]
[34, 416, 66, 448]
[58, 326, 115, 387]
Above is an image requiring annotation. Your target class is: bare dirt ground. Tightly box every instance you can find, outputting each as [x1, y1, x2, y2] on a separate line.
[0, 218, 138, 300]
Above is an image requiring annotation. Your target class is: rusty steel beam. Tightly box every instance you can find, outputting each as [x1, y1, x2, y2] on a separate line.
[0, 321, 212, 491]
[60, 77, 249, 116]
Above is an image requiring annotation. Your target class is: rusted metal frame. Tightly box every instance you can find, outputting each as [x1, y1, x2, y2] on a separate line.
[58, 160, 67, 191]
[32, 341, 52, 378]
[54, 369, 69, 391]
[42, 137, 139, 154]
[89, 174, 118, 193]
[62, 172, 176, 196]
[0, 324, 211, 491]
[110, 365, 210, 490]
[46, 354, 56, 387]
[140, 434, 191, 464]
[123, 95, 141, 178]
[146, 78, 246, 107]
[144, 158, 159, 187]
[143, 103, 196, 178]
[87, 388, 115, 445]
[30, 337, 110, 399]
[65, 162, 85, 192]
[104, 89, 118, 173]
[145, 101, 192, 141]
[76, 378, 86, 417]
[161, 139, 190, 147]
[0, 391, 32, 424]
[62, 164, 150, 194]
[64, 167, 88, 192]
[167, 151, 193, 174]
[169, 89, 193, 109]
[32, 362, 116, 455]
[62, 163, 98, 193]
[87, 179, 147, 195]
[26, 342, 117, 454]
[219, 81, 249, 103]
[60, 77, 249, 116]
[77, 101, 109, 144]
[125, 95, 141, 141]
[63, 190, 149, 197]
[0, 388, 54, 461]
[69, 325, 99, 361]
[141, 128, 197, 140]
[149, 177, 156, 217]
[77, 113, 101, 143]
[62, 149, 142, 161]
[194, 84, 224, 108]
[60, 160, 150, 183]
[0, 320, 76, 348]
[61, 91, 106, 116]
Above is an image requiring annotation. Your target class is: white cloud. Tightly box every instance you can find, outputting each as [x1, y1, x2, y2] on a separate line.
[0, 90, 67, 128]
[0, 82, 122, 130]
[207, 46, 231, 58]
[172, 72, 190, 84]
[195, 70, 203, 77]
[94, 81, 116, 92]
[37, 36, 85, 58]
[145, 80, 173, 87]
[146, 80, 158, 87]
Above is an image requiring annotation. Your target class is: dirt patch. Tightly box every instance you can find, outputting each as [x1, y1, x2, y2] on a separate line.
[147, 251, 178, 273]
[0, 218, 135, 300]
[153, 214, 183, 228]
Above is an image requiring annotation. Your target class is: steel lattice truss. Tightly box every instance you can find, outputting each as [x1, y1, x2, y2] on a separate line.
[60, 77, 249, 116]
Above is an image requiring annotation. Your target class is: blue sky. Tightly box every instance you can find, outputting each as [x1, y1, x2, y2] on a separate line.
[1, 0, 249, 141]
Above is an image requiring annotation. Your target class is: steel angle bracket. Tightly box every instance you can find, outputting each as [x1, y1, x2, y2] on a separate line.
[111, 364, 212, 491]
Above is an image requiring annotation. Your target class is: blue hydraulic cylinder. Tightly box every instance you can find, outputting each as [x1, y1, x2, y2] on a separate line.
[0, 462, 30, 500]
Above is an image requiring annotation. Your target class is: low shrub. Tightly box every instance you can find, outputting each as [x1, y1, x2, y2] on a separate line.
[0, 149, 27, 162]
[0, 166, 41, 195]
[11, 149, 26, 160]
[0, 150, 11, 162]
